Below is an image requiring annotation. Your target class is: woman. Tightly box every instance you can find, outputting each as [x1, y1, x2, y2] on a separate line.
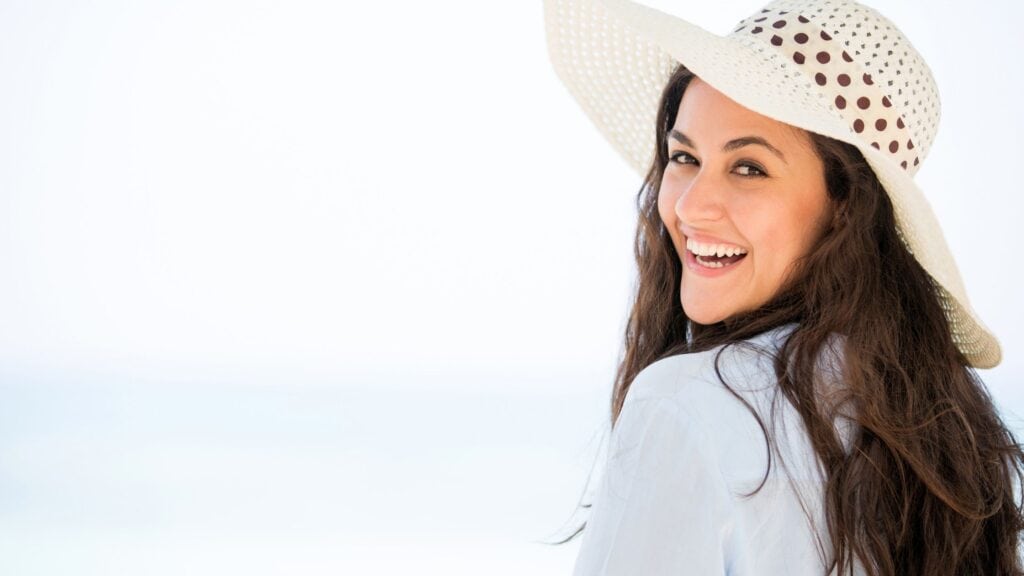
[542, 0, 1024, 574]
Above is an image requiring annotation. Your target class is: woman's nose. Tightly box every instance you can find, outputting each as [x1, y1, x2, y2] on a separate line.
[675, 168, 725, 225]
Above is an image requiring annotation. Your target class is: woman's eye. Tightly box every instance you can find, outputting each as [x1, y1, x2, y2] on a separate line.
[734, 163, 767, 177]
[669, 151, 697, 165]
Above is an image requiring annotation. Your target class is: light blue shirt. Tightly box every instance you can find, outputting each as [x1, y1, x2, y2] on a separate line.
[571, 323, 864, 575]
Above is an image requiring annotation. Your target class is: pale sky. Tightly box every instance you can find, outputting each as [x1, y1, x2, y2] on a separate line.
[1, 0, 1021, 388]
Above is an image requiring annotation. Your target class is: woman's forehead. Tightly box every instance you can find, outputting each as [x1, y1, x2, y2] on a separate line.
[672, 77, 812, 151]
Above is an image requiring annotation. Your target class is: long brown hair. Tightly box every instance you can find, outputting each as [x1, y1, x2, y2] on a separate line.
[552, 63, 1024, 575]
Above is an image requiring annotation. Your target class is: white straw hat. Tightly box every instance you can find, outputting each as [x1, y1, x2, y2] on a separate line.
[543, 0, 1002, 368]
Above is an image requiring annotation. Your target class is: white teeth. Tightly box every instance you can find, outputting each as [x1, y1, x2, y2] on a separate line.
[685, 237, 748, 258]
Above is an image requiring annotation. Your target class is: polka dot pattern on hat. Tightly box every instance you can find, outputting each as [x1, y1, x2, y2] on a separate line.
[731, 0, 934, 175]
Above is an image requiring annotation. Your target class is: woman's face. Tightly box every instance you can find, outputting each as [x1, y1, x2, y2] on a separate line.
[658, 77, 832, 325]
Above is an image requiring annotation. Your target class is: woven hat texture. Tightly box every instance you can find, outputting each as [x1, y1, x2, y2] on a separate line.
[543, 0, 1001, 367]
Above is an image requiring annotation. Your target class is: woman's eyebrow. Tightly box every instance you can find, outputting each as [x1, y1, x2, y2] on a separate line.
[667, 129, 788, 164]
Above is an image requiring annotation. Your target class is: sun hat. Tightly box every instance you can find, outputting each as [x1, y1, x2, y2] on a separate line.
[542, 0, 1002, 368]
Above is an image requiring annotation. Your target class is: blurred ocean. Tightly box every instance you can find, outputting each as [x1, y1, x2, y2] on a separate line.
[3, 365, 1023, 575]
[0, 367, 614, 576]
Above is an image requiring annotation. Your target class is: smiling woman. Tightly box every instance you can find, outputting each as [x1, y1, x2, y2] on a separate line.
[543, 0, 1024, 575]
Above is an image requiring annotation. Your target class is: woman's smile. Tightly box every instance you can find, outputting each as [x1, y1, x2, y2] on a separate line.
[682, 234, 749, 277]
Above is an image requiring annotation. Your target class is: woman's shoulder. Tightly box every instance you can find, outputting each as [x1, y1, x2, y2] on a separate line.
[623, 322, 848, 484]
[629, 322, 847, 402]
[627, 322, 800, 404]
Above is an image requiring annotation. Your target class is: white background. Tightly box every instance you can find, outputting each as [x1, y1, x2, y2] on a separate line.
[1, 1, 1022, 574]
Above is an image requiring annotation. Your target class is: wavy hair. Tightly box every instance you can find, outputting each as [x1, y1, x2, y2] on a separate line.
[550, 63, 1024, 576]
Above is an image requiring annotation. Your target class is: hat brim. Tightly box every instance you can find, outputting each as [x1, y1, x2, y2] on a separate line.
[543, 0, 1001, 367]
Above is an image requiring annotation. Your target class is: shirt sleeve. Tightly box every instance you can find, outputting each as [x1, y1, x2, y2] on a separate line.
[572, 392, 739, 576]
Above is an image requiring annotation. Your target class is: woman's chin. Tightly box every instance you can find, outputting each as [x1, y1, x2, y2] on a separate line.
[681, 303, 730, 326]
